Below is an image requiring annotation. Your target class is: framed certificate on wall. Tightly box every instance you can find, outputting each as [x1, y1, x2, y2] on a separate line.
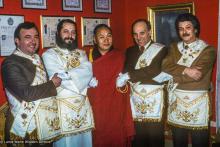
[0, 15, 24, 56]
[94, 0, 111, 13]
[22, 0, 47, 9]
[62, 0, 83, 11]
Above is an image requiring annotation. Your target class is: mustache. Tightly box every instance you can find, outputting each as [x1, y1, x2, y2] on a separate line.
[182, 33, 190, 37]
[64, 37, 74, 42]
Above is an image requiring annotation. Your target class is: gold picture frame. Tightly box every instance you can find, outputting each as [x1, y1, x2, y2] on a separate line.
[147, 2, 195, 46]
[81, 17, 110, 46]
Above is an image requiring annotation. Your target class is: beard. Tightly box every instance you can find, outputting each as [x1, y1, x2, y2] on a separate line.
[56, 35, 77, 51]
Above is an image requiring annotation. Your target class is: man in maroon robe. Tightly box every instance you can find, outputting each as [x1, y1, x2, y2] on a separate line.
[87, 24, 134, 147]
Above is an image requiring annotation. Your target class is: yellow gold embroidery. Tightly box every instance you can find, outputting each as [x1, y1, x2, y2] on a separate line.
[38, 106, 58, 112]
[167, 121, 208, 130]
[67, 56, 80, 68]
[131, 87, 163, 100]
[139, 59, 147, 68]
[174, 92, 207, 108]
[58, 97, 86, 112]
[168, 90, 210, 129]
[169, 99, 177, 113]
[54, 48, 81, 69]
[175, 109, 200, 122]
[38, 100, 58, 112]
[46, 117, 60, 131]
[135, 99, 156, 114]
[23, 102, 35, 112]
[64, 111, 88, 129]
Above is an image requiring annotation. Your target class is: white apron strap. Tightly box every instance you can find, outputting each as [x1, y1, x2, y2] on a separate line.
[135, 43, 164, 69]
[177, 40, 208, 67]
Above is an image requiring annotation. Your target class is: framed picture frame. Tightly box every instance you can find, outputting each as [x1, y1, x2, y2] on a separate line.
[62, 0, 83, 11]
[147, 2, 195, 46]
[0, 15, 24, 56]
[81, 17, 110, 46]
[0, 0, 3, 7]
[22, 0, 47, 9]
[40, 16, 75, 48]
[94, 0, 111, 13]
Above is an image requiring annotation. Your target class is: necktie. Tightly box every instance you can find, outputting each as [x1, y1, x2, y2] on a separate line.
[140, 46, 145, 53]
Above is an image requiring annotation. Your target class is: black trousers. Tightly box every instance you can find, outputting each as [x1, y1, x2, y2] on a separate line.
[132, 121, 164, 147]
[171, 127, 210, 147]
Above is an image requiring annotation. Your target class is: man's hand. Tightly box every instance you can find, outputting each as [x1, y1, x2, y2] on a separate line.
[183, 66, 202, 80]
[51, 73, 62, 87]
[116, 72, 130, 87]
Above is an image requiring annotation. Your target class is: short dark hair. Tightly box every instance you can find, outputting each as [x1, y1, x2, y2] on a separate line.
[93, 24, 113, 51]
[56, 19, 76, 34]
[131, 19, 151, 33]
[93, 24, 112, 35]
[14, 21, 39, 40]
[175, 13, 200, 37]
[56, 19, 78, 48]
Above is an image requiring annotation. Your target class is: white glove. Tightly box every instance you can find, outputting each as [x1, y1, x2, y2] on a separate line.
[57, 72, 71, 80]
[116, 72, 130, 87]
[89, 77, 98, 88]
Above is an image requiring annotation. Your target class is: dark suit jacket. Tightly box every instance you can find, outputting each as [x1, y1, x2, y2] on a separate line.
[1, 54, 57, 102]
[162, 42, 216, 90]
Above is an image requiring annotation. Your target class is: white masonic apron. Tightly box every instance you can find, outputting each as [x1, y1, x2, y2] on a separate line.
[131, 43, 164, 122]
[168, 89, 209, 129]
[130, 84, 164, 122]
[168, 40, 210, 129]
[57, 93, 94, 135]
[52, 48, 94, 136]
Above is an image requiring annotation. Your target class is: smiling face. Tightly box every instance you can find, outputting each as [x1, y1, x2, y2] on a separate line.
[57, 22, 77, 50]
[132, 21, 151, 47]
[94, 27, 113, 55]
[178, 21, 197, 44]
[60, 22, 76, 45]
[15, 28, 39, 56]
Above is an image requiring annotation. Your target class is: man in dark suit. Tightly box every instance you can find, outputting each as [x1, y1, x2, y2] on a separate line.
[116, 19, 167, 147]
[1, 22, 61, 147]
